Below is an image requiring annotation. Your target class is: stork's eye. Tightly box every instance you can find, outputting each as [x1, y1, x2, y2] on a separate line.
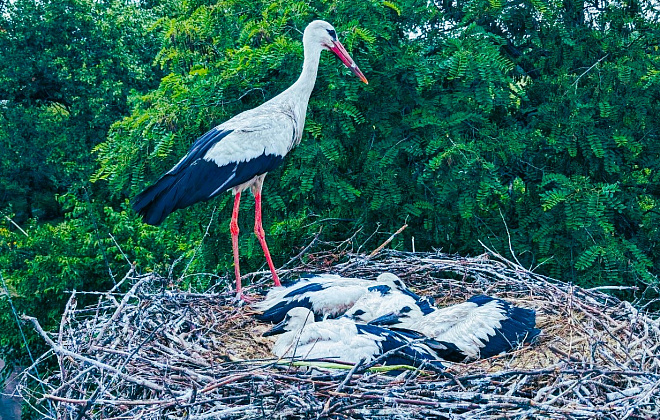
[352, 309, 366, 317]
[326, 29, 337, 40]
[401, 306, 412, 313]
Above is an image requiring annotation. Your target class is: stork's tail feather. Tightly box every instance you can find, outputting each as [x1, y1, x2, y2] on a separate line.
[510, 307, 539, 332]
[132, 174, 180, 226]
[425, 339, 467, 362]
[510, 307, 542, 345]
[254, 297, 314, 323]
[478, 306, 541, 359]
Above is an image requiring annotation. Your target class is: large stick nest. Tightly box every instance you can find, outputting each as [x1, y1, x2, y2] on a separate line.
[17, 242, 660, 419]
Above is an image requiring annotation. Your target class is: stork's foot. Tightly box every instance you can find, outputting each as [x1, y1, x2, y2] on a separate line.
[271, 272, 282, 287]
[233, 291, 258, 305]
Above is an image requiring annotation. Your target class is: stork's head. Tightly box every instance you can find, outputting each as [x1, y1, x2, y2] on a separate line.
[346, 292, 426, 324]
[376, 273, 406, 289]
[262, 307, 314, 336]
[304, 20, 368, 84]
[366, 304, 418, 326]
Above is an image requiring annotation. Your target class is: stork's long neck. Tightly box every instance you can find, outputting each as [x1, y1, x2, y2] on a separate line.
[283, 42, 323, 121]
[274, 42, 322, 146]
[292, 42, 322, 101]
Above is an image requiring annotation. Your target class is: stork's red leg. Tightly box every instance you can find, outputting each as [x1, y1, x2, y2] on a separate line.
[253, 191, 282, 287]
[230, 191, 242, 295]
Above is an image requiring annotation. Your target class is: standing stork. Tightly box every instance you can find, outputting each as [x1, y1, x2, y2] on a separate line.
[132, 21, 368, 298]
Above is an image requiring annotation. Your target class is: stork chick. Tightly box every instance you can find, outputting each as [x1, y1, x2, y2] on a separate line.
[253, 273, 430, 323]
[264, 307, 444, 372]
[351, 294, 541, 362]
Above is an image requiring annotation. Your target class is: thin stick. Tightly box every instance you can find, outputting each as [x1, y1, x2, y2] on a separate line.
[22, 315, 166, 392]
[278, 228, 323, 270]
[183, 206, 217, 276]
[1, 271, 53, 413]
[108, 233, 133, 267]
[571, 54, 609, 89]
[499, 208, 522, 267]
[91, 276, 148, 347]
[1, 212, 28, 237]
[321, 358, 364, 416]
[368, 223, 408, 258]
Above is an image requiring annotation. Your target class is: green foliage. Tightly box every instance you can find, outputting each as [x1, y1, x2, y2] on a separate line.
[0, 194, 203, 357]
[0, 0, 165, 221]
[0, 0, 168, 362]
[3, 0, 660, 365]
[94, 0, 660, 290]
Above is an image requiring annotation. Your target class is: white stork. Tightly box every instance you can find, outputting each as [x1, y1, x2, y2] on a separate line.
[348, 294, 541, 362]
[263, 307, 444, 372]
[253, 273, 431, 323]
[132, 20, 368, 298]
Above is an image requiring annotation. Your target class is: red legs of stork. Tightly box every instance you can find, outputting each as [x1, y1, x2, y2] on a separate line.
[230, 176, 281, 302]
[251, 177, 282, 287]
[230, 190, 243, 299]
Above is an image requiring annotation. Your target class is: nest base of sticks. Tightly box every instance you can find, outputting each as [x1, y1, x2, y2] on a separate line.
[17, 246, 660, 419]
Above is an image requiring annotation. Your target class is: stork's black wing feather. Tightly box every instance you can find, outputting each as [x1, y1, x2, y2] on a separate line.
[170, 128, 233, 175]
[132, 128, 284, 225]
[256, 297, 314, 323]
[356, 324, 444, 371]
[467, 295, 541, 358]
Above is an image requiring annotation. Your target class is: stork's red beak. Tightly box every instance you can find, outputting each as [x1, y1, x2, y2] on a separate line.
[329, 41, 368, 84]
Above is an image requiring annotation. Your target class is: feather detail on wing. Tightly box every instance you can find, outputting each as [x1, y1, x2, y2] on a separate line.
[253, 275, 381, 323]
[132, 125, 288, 225]
[402, 296, 539, 360]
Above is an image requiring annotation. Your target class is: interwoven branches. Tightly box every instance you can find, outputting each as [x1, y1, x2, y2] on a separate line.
[17, 245, 660, 419]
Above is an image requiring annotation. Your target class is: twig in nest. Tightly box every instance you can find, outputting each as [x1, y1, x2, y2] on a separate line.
[320, 358, 363, 417]
[22, 315, 166, 392]
[278, 228, 323, 271]
[368, 223, 408, 258]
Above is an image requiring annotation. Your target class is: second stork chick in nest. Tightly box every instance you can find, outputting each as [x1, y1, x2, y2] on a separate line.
[253, 273, 430, 323]
[263, 307, 444, 372]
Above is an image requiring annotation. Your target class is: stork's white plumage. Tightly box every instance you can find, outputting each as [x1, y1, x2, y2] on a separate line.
[263, 307, 444, 372]
[132, 21, 368, 298]
[342, 278, 434, 322]
[353, 294, 541, 361]
[253, 273, 429, 323]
